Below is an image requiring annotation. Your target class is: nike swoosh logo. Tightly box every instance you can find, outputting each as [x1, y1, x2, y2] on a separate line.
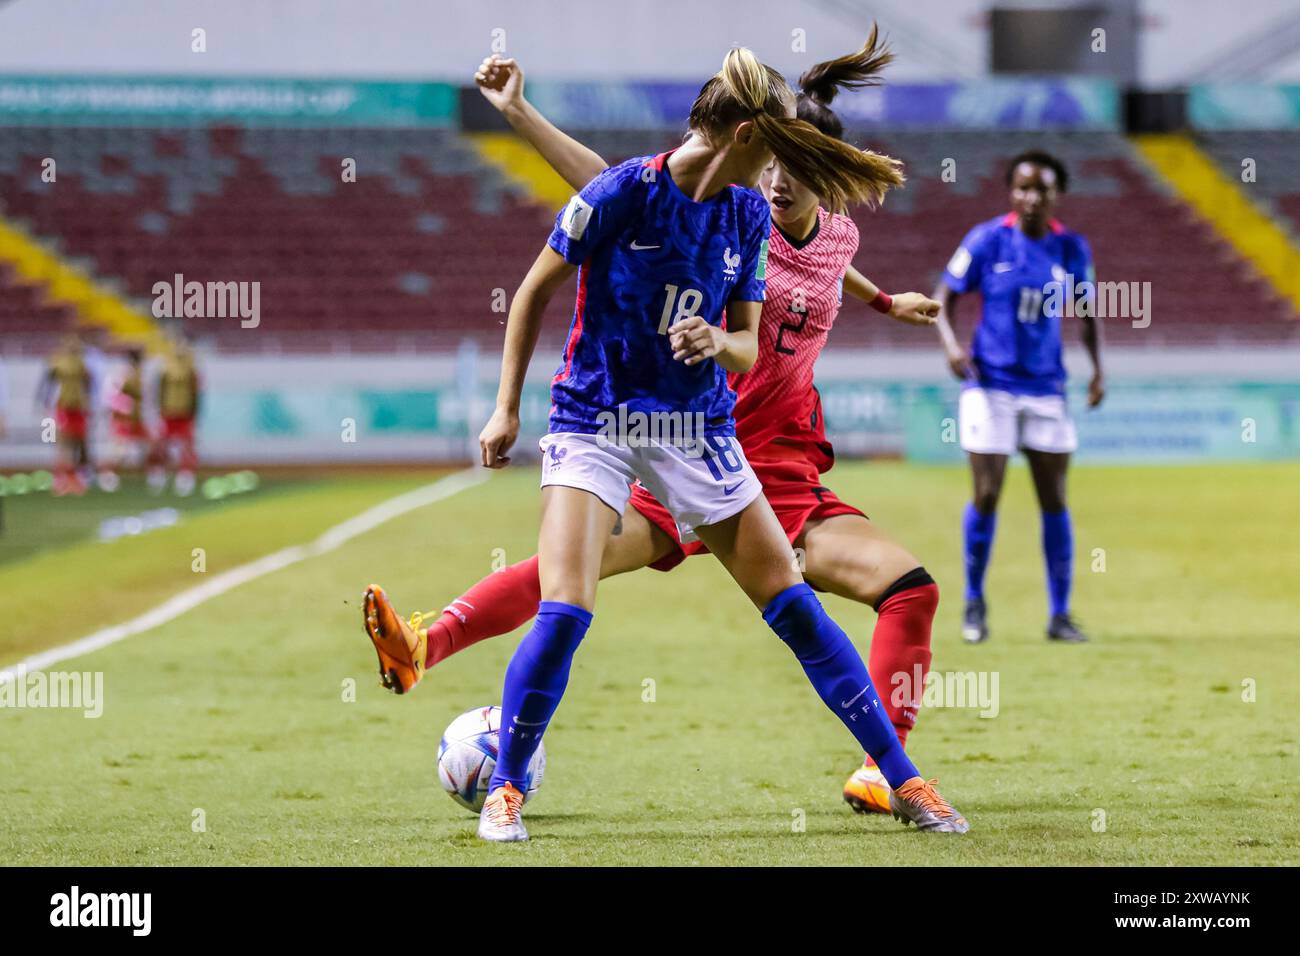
[992, 262, 1014, 272]
[840, 686, 870, 709]
[513, 716, 548, 727]
[723, 482, 744, 496]
[629, 241, 661, 250]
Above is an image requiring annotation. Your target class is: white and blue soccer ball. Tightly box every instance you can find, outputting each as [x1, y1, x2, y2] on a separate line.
[437, 705, 545, 813]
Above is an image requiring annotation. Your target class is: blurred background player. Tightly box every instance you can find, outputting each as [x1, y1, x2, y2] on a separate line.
[76, 325, 108, 488]
[149, 338, 201, 496]
[933, 151, 1104, 645]
[97, 347, 152, 492]
[37, 334, 93, 496]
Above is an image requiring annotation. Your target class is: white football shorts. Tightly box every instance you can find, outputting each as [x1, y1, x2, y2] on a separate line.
[538, 431, 762, 542]
[958, 386, 1078, 456]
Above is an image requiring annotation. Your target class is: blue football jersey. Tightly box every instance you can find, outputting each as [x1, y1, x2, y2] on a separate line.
[546, 152, 770, 435]
[943, 213, 1095, 396]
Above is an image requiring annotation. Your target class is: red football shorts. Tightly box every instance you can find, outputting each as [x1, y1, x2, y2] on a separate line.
[160, 416, 196, 440]
[54, 408, 87, 440]
[630, 453, 866, 572]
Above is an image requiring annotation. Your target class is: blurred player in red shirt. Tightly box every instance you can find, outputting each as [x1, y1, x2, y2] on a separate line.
[148, 339, 201, 497]
[39, 334, 93, 496]
[97, 348, 151, 492]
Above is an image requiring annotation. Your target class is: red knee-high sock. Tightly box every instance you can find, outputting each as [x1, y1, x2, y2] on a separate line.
[424, 556, 541, 666]
[867, 569, 938, 751]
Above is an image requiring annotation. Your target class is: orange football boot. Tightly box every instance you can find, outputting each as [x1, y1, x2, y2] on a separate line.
[843, 757, 892, 815]
[362, 584, 430, 694]
[890, 777, 970, 833]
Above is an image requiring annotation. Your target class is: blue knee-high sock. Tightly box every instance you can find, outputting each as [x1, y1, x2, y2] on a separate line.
[963, 502, 997, 601]
[489, 601, 592, 793]
[1041, 508, 1073, 617]
[763, 583, 919, 789]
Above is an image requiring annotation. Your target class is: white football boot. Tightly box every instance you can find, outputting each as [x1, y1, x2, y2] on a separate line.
[477, 782, 528, 842]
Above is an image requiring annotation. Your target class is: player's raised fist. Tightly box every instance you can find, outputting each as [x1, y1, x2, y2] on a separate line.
[889, 291, 941, 326]
[475, 55, 523, 110]
[669, 316, 724, 366]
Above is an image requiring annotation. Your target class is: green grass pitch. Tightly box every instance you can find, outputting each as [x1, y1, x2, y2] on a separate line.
[1, 461, 1297, 866]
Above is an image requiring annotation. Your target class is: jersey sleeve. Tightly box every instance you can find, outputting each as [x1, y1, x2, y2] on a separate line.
[547, 160, 642, 265]
[942, 222, 993, 294]
[729, 197, 771, 303]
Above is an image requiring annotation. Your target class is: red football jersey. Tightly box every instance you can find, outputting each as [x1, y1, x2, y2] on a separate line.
[730, 208, 859, 473]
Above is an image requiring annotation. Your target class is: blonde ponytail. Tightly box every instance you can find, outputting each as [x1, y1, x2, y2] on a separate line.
[689, 45, 904, 213]
[718, 47, 771, 115]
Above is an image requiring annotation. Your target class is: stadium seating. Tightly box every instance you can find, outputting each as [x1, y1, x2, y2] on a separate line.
[850, 130, 1297, 348]
[1197, 131, 1300, 237]
[0, 260, 76, 355]
[577, 129, 1298, 348]
[0, 125, 1295, 355]
[0, 126, 562, 353]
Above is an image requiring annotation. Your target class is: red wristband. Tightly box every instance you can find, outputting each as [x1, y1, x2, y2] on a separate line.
[870, 291, 893, 314]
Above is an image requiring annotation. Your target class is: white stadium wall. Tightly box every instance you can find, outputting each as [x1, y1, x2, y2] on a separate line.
[2, 0, 1299, 85]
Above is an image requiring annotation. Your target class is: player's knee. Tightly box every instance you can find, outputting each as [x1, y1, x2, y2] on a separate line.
[761, 583, 829, 654]
[973, 488, 1001, 515]
[1039, 484, 1068, 513]
[539, 581, 595, 610]
[874, 566, 939, 612]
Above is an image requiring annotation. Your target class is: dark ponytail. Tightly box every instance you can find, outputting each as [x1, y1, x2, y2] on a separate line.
[796, 23, 894, 141]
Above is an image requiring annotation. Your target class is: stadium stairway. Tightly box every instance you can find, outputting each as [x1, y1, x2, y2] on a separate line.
[0, 212, 161, 353]
[1134, 133, 1300, 314]
[467, 132, 575, 211]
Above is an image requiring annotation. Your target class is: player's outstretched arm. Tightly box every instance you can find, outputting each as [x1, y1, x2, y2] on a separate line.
[844, 266, 938, 326]
[480, 246, 576, 469]
[474, 55, 609, 192]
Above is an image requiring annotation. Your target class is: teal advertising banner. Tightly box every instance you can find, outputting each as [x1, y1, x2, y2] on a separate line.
[902, 382, 1300, 463]
[0, 76, 457, 126]
[1188, 84, 1300, 129]
[200, 379, 1300, 464]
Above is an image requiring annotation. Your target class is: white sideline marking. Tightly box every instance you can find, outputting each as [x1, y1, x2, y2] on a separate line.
[0, 467, 491, 683]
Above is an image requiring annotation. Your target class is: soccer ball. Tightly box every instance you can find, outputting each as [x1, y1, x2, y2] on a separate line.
[437, 705, 545, 813]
